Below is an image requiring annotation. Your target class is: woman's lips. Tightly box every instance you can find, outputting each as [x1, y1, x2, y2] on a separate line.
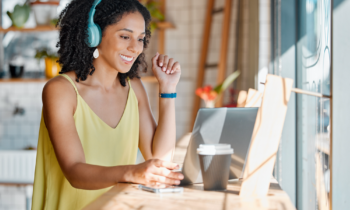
[120, 54, 134, 64]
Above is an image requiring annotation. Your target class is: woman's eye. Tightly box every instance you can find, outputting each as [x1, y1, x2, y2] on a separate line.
[138, 38, 145, 42]
[121, 36, 129, 40]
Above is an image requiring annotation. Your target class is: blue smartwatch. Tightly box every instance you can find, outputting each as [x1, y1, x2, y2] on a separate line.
[159, 93, 177, 98]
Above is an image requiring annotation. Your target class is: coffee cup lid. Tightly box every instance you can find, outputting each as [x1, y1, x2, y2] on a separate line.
[197, 144, 233, 155]
[199, 144, 231, 149]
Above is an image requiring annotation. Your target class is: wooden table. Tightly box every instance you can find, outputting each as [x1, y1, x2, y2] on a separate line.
[83, 179, 295, 210]
[84, 134, 296, 210]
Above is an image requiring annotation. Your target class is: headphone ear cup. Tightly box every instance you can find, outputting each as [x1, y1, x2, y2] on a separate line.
[86, 24, 102, 47]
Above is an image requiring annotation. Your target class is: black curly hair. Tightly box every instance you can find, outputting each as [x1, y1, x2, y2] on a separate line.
[57, 0, 151, 86]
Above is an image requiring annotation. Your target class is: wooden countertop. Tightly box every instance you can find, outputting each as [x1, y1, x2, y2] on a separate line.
[83, 133, 295, 210]
[83, 179, 295, 210]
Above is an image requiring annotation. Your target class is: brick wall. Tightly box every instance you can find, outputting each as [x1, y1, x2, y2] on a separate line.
[0, 82, 44, 150]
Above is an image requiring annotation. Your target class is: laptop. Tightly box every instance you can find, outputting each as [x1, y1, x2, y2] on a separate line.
[180, 107, 258, 185]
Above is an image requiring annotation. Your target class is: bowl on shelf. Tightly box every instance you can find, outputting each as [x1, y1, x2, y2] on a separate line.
[9, 55, 25, 78]
[30, 1, 59, 26]
[9, 65, 24, 78]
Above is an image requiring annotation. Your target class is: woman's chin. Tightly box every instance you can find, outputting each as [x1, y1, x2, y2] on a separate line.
[116, 69, 131, 74]
[115, 63, 135, 74]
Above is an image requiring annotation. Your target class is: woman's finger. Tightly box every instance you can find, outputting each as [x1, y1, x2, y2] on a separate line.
[162, 55, 169, 72]
[150, 174, 181, 185]
[171, 62, 181, 74]
[153, 167, 184, 180]
[152, 159, 179, 170]
[152, 52, 160, 66]
[158, 54, 165, 68]
[166, 58, 175, 74]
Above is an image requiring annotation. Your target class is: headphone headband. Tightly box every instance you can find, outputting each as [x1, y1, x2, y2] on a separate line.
[86, 0, 102, 47]
[88, 0, 102, 24]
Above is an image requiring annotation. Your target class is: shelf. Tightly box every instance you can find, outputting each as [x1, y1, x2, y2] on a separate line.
[0, 182, 33, 186]
[0, 77, 48, 83]
[156, 21, 175, 29]
[0, 25, 58, 33]
[0, 76, 157, 83]
[141, 76, 158, 83]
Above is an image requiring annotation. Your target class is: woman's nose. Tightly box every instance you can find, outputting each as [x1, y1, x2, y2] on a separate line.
[127, 39, 142, 55]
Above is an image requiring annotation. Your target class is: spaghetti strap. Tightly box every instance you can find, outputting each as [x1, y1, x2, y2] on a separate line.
[57, 74, 79, 94]
[127, 77, 131, 87]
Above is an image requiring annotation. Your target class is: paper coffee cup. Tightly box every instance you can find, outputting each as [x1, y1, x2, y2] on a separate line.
[197, 144, 233, 191]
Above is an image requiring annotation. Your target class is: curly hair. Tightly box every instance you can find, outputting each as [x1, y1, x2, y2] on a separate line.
[57, 0, 151, 86]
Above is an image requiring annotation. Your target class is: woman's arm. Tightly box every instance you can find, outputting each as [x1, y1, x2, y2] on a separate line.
[43, 76, 183, 190]
[137, 53, 181, 161]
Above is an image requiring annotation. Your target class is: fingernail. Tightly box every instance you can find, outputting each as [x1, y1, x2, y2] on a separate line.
[159, 63, 163, 67]
[178, 175, 184, 179]
[175, 181, 180, 185]
[171, 70, 174, 74]
[166, 70, 170, 74]
[163, 67, 166, 71]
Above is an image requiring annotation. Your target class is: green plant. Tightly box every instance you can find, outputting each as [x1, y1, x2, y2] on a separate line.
[139, 0, 165, 32]
[7, 3, 30, 29]
[35, 49, 59, 62]
[213, 71, 241, 94]
[50, 18, 59, 27]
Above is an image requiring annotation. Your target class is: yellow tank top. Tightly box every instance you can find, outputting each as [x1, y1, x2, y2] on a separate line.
[32, 74, 139, 210]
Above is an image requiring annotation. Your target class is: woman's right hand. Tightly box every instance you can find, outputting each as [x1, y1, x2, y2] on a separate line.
[130, 159, 184, 186]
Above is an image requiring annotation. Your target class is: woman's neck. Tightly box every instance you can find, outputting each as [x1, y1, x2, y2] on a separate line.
[86, 57, 120, 90]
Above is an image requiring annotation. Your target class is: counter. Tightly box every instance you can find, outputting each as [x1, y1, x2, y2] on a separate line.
[83, 179, 295, 210]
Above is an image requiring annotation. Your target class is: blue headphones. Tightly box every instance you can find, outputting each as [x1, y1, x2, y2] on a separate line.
[86, 0, 102, 47]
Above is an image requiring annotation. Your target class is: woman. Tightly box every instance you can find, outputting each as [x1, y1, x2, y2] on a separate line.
[32, 0, 183, 209]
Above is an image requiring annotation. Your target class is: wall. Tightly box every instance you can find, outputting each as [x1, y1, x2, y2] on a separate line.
[258, 0, 271, 91]
[0, 82, 45, 150]
[332, 0, 350, 209]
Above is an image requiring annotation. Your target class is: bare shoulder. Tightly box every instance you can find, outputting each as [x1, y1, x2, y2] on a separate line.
[42, 73, 77, 109]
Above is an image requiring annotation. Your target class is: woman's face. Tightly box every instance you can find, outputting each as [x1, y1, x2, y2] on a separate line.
[97, 12, 145, 73]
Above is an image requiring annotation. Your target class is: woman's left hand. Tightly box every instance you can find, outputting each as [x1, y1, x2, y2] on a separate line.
[151, 53, 181, 92]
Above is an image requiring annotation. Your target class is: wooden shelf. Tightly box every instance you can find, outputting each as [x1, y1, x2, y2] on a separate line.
[0, 25, 58, 33]
[0, 182, 33, 186]
[156, 21, 175, 29]
[141, 76, 158, 83]
[0, 77, 48, 83]
[0, 76, 157, 83]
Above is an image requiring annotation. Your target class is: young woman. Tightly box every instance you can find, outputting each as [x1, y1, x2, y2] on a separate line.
[32, 0, 183, 209]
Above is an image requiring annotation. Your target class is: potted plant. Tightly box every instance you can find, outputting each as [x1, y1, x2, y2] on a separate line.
[138, 0, 165, 32]
[7, 3, 30, 29]
[35, 49, 61, 78]
[195, 71, 240, 108]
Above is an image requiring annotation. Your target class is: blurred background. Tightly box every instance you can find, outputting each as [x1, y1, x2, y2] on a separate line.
[0, 0, 349, 210]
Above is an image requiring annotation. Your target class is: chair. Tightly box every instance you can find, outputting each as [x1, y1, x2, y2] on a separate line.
[239, 74, 293, 197]
[245, 88, 263, 107]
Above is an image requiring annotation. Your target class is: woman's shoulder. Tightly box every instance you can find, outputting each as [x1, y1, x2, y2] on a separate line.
[42, 72, 78, 107]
